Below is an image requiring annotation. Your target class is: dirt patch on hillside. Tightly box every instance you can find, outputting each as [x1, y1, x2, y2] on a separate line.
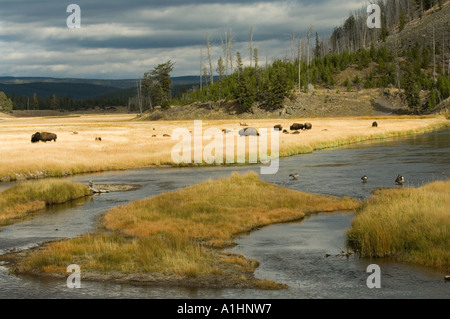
[140, 88, 407, 121]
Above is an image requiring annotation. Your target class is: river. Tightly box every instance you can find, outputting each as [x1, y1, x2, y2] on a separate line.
[0, 130, 449, 298]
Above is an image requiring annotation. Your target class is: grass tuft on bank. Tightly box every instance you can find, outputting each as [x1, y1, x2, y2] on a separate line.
[347, 180, 450, 270]
[17, 172, 359, 287]
[0, 180, 91, 227]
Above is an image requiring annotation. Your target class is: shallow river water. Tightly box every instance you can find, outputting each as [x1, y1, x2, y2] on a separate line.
[0, 130, 449, 298]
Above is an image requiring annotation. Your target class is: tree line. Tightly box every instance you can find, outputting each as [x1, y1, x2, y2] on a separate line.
[3, 93, 129, 112]
[168, 42, 449, 113]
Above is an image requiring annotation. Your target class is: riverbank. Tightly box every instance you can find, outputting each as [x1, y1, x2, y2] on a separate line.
[0, 179, 91, 227]
[0, 114, 448, 183]
[347, 180, 450, 270]
[6, 172, 359, 289]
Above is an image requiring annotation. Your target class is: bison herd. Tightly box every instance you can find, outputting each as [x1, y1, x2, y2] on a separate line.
[234, 122, 313, 137]
[30, 121, 378, 143]
[272, 122, 313, 134]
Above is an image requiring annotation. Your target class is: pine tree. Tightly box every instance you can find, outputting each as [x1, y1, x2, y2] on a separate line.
[143, 60, 175, 109]
[399, 12, 407, 31]
[31, 93, 39, 110]
[404, 63, 421, 111]
[216, 57, 225, 102]
[237, 68, 256, 111]
[427, 89, 437, 109]
[266, 63, 290, 109]
[49, 94, 59, 110]
[0, 91, 13, 113]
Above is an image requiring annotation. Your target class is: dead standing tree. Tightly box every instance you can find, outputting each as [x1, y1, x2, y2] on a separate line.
[206, 29, 214, 86]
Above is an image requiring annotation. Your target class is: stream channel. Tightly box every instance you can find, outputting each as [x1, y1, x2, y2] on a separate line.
[0, 130, 449, 298]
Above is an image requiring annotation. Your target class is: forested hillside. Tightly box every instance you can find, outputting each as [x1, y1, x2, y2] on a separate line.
[162, 0, 449, 115]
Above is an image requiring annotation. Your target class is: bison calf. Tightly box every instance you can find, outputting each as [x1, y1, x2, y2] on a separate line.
[31, 132, 57, 143]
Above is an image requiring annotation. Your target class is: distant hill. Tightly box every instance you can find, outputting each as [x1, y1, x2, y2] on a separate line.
[0, 77, 137, 89]
[0, 76, 202, 100]
[0, 82, 121, 100]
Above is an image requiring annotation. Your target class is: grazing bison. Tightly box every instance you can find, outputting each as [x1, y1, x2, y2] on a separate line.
[372, 121, 378, 127]
[95, 137, 102, 141]
[290, 123, 304, 131]
[239, 127, 259, 136]
[303, 122, 312, 130]
[31, 132, 57, 143]
[274, 124, 283, 131]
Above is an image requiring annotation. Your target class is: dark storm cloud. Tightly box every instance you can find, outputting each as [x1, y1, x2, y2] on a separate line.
[0, 0, 364, 78]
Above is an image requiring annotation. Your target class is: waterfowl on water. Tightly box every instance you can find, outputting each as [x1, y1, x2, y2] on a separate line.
[289, 173, 299, 180]
[395, 174, 405, 185]
[361, 175, 368, 183]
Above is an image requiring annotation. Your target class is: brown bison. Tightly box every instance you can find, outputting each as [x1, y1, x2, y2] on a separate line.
[274, 124, 283, 131]
[290, 123, 304, 131]
[372, 121, 378, 127]
[31, 132, 57, 143]
[303, 122, 312, 130]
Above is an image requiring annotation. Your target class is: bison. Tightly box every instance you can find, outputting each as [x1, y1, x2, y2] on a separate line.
[290, 123, 304, 131]
[303, 122, 312, 130]
[31, 132, 57, 143]
[274, 124, 283, 131]
[372, 121, 378, 127]
[239, 127, 259, 136]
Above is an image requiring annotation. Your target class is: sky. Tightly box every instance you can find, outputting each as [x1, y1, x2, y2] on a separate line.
[0, 0, 366, 79]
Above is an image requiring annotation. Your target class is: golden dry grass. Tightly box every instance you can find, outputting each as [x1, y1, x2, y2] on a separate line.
[0, 113, 448, 181]
[0, 179, 91, 226]
[18, 172, 359, 282]
[347, 180, 450, 270]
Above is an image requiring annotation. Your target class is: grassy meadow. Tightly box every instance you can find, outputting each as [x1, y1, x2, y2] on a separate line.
[0, 113, 449, 182]
[0, 179, 91, 227]
[15, 172, 359, 288]
[347, 180, 450, 270]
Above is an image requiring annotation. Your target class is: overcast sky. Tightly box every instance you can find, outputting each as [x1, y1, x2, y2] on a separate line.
[0, 0, 366, 79]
